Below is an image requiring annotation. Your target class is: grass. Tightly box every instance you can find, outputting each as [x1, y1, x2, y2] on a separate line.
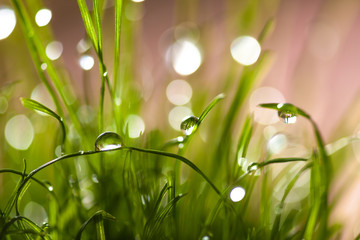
[0, 0, 359, 239]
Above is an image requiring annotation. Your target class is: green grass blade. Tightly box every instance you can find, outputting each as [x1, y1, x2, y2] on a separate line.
[129, 147, 222, 197]
[259, 102, 331, 236]
[75, 210, 116, 240]
[95, 215, 105, 240]
[233, 115, 253, 176]
[77, 0, 98, 53]
[212, 51, 272, 178]
[114, 0, 124, 97]
[0, 216, 50, 240]
[143, 194, 185, 239]
[10, 0, 64, 117]
[11, 0, 86, 147]
[198, 93, 225, 123]
[21, 98, 66, 146]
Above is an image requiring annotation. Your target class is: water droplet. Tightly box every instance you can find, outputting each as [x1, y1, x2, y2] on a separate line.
[43, 181, 53, 191]
[180, 116, 199, 135]
[247, 163, 259, 172]
[103, 71, 108, 77]
[79, 150, 84, 154]
[42, 222, 49, 228]
[91, 174, 99, 183]
[202, 236, 210, 240]
[95, 131, 124, 151]
[277, 103, 297, 124]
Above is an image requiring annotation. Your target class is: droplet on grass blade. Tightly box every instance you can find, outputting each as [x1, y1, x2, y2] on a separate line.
[43, 181, 54, 191]
[277, 103, 297, 124]
[180, 116, 199, 136]
[95, 132, 124, 151]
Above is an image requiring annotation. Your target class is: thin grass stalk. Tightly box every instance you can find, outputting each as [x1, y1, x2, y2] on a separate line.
[10, 0, 64, 117]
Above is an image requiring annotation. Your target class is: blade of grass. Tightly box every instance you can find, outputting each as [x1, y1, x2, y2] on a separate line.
[75, 210, 116, 240]
[212, 51, 272, 178]
[9, 146, 224, 216]
[21, 97, 66, 148]
[259, 103, 331, 237]
[11, 0, 86, 146]
[143, 194, 186, 239]
[77, 0, 98, 53]
[233, 115, 253, 177]
[10, 0, 63, 117]
[114, 0, 124, 93]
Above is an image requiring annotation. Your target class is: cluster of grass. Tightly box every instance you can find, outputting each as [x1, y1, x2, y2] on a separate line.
[0, 0, 359, 239]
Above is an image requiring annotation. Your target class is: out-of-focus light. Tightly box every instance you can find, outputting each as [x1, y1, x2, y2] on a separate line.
[263, 125, 277, 140]
[125, 3, 145, 21]
[132, 0, 144, 2]
[166, 79, 192, 105]
[230, 187, 246, 202]
[5, 115, 34, 150]
[230, 36, 261, 65]
[0, 7, 16, 40]
[167, 39, 202, 76]
[46, 41, 63, 60]
[24, 202, 48, 226]
[249, 87, 285, 125]
[267, 134, 287, 154]
[41, 63, 47, 70]
[76, 38, 91, 53]
[124, 114, 145, 138]
[35, 9, 52, 27]
[77, 105, 95, 124]
[79, 55, 94, 70]
[168, 106, 192, 131]
[31, 84, 55, 115]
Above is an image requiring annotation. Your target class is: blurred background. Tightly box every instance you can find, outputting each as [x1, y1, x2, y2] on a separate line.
[1, 0, 360, 238]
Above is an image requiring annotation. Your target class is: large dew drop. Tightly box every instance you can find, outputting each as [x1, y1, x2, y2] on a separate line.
[180, 116, 199, 136]
[95, 132, 124, 151]
[277, 103, 297, 124]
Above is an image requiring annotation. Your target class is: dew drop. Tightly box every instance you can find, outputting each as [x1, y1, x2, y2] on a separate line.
[277, 103, 297, 124]
[91, 174, 99, 183]
[180, 116, 199, 136]
[43, 181, 53, 191]
[247, 163, 259, 172]
[95, 131, 124, 151]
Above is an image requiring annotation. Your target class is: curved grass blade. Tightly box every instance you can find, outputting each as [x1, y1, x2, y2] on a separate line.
[10, 146, 223, 216]
[10, 0, 64, 117]
[259, 102, 331, 237]
[0, 216, 51, 240]
[0, 169, 56, 196]
[21, 98, 66, 146]
[75, 210, 116, 240]
[198, 93, 225, 123]
[11, 0, 84, 144]
[247, 157, 308, 172]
